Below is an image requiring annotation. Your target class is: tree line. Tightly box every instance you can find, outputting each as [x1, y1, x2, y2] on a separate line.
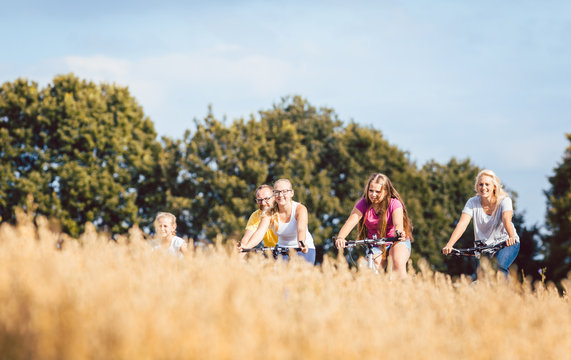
[1, 74, 569, 282]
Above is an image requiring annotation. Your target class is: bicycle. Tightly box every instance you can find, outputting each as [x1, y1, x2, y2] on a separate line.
[337, 231, 401, 274]
[443, 240, 508, 281]
[240, 245, 303, 260]
[444, 240, 507, 259]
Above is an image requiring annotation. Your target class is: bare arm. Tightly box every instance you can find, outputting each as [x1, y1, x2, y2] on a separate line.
[335, 208, 363, 249]
[295, 204, 309, 254]
[502, 210, 517, 246]
[179, 242, 188, 255]
[442, 213, 472, 254]
[240, 215, 271, 249]
[391, 207, 406, 240]
[239, 228, 255, 248]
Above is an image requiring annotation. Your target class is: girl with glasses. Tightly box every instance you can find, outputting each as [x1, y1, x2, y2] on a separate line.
[240, 179, 316, 264]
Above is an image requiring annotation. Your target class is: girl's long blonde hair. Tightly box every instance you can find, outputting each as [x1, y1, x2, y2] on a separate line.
[357, 173, 414, 242]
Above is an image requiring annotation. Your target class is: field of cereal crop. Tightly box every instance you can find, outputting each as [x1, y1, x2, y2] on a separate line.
[1, 216, 569, 360]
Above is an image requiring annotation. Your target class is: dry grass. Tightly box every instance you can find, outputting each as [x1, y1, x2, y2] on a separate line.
[1, 216, 569, 360]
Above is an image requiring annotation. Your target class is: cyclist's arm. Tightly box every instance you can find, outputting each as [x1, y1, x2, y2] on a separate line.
[442, 213, 471, 254]
[241, 216, 271, 249]
[501, 209, 517, 246]
[335, 208, 363, 249]
[295, 204, 309, 253]
[391, 207, 405, 240]
[239, 228, 255, 249]
[179, 242, 188, 255]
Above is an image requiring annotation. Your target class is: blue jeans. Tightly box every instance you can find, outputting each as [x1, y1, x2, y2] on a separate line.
[495, 242, 520, 275]
[472, 242, 520, 280]
[280, 248, 316, 265]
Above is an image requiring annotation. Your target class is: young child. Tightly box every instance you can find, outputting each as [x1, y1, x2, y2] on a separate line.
[152, 212, 187, 256]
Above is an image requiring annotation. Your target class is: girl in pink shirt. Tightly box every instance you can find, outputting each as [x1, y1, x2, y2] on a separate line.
[335, 173, 413, 279]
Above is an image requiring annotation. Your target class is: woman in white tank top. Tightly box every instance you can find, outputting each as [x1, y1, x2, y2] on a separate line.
[239, 179, 316, 264]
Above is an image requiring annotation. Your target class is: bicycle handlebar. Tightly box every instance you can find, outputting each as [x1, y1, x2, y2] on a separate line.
[344, 236, 400, 248]
[335, 231, 402, 249]
[240, 246, 303, 258]
[445, 240, 507, 257]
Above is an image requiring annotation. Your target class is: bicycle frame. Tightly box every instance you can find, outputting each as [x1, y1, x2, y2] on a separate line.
[343, 234, 400, 274]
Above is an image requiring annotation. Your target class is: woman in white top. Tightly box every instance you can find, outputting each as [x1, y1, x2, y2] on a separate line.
[152, 212, 188, 257]
[240, 179, 316, 264]
[442, 169, 520, 277]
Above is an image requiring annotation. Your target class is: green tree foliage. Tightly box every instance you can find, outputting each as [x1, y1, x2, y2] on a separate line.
[0, 74, 161, 236]
[543, 133, 571, 281]
[418, 159, 480, 273]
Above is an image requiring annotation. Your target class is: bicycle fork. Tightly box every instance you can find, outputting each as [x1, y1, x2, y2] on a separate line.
[365, 245, 378, 274]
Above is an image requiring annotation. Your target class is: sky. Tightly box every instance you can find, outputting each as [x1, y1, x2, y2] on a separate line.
[3, 0, 570, 227]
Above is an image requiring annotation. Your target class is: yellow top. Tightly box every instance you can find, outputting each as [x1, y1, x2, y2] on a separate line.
[245, 209, 278, 247]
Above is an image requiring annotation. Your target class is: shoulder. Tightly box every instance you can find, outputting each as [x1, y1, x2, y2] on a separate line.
[248, 209, 262, 220]
[389, 197, 403, 210]
[355, 197, 368, 212]
[172, 236, 185, 246]
[294, 202, 307, 214]
[465, 196, 481, 208]
[499, 196, 513, 210]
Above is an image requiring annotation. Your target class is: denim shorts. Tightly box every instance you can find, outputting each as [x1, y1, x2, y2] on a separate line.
[371, 239, 412, 255]
[279, 248, 316, 265]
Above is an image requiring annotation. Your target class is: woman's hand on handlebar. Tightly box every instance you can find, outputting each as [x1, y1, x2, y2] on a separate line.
[335, 237, 346, 249]
[441, 244, 453, 255]
[298, 240, 309, 254]
[397, 231, 406, 242]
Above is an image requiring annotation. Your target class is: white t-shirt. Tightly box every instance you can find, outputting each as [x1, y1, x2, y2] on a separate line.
[152, 236, 186, 256]
[462, 196, 519, 246]
[274, 201, 315, 249]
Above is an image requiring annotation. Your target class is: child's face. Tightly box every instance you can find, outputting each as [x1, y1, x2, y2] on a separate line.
[157, 218, 175, 238]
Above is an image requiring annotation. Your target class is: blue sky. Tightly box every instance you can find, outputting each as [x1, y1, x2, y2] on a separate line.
[3, 0, 570, 227]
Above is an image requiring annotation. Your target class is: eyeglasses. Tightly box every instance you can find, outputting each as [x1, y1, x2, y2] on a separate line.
[273, 189, 292, 196]
[255, 196, 274, 203]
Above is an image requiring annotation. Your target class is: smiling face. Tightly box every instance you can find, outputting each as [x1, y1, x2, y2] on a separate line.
[157, 217, 176, 239]
[273, 179, 293, 207]
[367, 181, 387, 204]
[477, 175, 496, 200]
[255, 187, 275, 211]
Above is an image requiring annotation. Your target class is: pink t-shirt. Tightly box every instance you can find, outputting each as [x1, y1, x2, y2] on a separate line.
[355, 197, 403, 238]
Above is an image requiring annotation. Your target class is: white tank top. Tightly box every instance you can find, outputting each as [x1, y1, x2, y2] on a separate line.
[275, 201, 315, 249]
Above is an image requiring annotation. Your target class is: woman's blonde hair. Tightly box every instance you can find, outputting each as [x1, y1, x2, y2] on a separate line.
[154, 212, 177, 237]
[357, 173, 414, 241]
[474, 169, 508, 204]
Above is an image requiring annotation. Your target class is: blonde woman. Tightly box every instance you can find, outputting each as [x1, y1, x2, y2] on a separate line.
[240, 179, 316, 264]
[335, 173, 412, 279]
[153, 212, 188, 256]
[442, 169, 519, 276]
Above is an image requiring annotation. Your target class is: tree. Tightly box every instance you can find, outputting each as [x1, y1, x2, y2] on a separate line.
[543, 133, 571, 282]
[0, 74, 161, 236]
[418, 158, 481, 274]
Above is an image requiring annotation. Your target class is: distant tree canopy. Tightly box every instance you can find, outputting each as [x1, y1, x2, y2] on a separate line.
[0, 74, 545, 277]
[543, 134, 571, 282]
[0, 74, 162, 236]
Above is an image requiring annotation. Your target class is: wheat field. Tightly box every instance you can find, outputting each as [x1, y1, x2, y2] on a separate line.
[0, 216, 569, 360]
